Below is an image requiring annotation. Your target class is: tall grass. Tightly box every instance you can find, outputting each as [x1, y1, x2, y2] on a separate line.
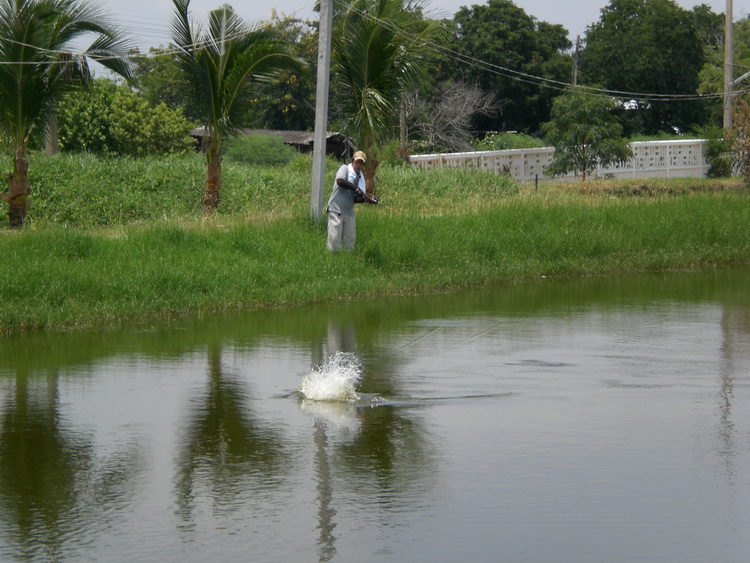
[1, 152, 749, 332]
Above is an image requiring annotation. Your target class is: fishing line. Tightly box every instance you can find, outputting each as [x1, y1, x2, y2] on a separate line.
[395, 327, 443, 351]
[439, 321, 504, 353]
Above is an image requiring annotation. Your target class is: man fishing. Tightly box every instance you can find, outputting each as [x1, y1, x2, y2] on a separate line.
[326, 150, 378, 252]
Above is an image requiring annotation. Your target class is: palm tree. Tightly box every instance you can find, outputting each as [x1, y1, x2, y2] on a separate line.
[332, 0, 443, 190]
[0, 0, 131, 228]
[170, 0, 305, 214]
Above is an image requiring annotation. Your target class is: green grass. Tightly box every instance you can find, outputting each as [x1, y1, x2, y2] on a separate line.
[1, 152, 749, 332]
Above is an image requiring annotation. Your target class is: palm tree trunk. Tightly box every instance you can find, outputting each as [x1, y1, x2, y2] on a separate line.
[203, 141, 221, 214]
[6, 148, 30, 228]
[363, 135, 378, 193]
[364, 158, 378, 194]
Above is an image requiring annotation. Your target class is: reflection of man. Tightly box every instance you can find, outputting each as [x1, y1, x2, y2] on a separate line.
[327, 318, 358, 356]
[326, 151, 377, 252]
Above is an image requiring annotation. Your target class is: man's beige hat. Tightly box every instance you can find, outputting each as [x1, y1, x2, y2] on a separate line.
[353, 151, 366, 163]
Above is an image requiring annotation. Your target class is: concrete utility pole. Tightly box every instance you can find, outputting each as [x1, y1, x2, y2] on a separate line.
[572, 35, 580, 86]
[310, 0, 333, 221]
[723, 0, 733, 131]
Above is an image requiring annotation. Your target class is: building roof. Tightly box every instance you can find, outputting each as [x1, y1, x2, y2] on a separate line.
[190, 127, 346, 146]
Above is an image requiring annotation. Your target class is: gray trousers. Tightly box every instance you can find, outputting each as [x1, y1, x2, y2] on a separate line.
[327, 212, 356, 252]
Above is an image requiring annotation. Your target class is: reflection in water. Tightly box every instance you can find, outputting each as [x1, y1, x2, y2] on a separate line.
[0, 372, 144, 561]
[301, 317, 436, 562]
[173, 345, 288, 529]
[337, 405, 433, 514]
[1, 267, 748, 561]
[306, 320, 362, 563]
[314, 421, 336, 562]
[718, 306, 750, 484]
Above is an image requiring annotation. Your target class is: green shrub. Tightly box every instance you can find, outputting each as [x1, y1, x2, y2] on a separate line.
[691, 124, 732, 178]
[223, 134, 297, 166]
[377, 139, 411, 165]
[57, 78, 195, 157]
[472, 132, 545, 151]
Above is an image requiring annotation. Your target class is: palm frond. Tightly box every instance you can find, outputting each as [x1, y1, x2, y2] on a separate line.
[170, 0, 304, 143]
[332, 0, 444, 149]
[0, 0, 132, 147]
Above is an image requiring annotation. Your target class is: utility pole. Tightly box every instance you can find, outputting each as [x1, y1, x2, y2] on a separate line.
[572, 35, 580, 86]
[723, 0, 733, 131]
[310, 0, 333, 221]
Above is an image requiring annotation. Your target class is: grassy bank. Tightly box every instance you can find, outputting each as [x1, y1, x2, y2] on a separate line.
[1, 153, 749, 332]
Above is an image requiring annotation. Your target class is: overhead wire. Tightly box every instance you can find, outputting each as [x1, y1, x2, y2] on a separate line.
[0, 1, 316, 64]
[1, 0, 746, 101]
[341, 0, 739, 103]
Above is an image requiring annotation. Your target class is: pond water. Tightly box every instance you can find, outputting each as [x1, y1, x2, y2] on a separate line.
[1, 267, 749, 562]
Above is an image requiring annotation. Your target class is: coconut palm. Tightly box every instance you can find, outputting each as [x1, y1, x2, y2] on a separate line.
[0, 0, 131, 228]
[170, 0, 305, 214]
[332, 0, 443, 190]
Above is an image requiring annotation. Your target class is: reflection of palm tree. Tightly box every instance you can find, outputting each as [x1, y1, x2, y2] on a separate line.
[308, 316, 434, 524]
[337, 405, 433, 504]
[0, 372, 144, 560]
[174, 345, 288, 522]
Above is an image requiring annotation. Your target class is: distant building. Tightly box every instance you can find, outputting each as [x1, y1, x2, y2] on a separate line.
[190, 127, 355, 160]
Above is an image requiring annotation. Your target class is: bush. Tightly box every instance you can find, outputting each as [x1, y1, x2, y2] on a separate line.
[57, 78, 196, 157]
[223, 134, 297, 166]
[377, 140, 411, 166]
[472, 132, 545, 151]
[691, 124, 732, 178]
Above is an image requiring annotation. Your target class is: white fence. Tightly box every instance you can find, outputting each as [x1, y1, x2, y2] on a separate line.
[408, 139, 711, 183]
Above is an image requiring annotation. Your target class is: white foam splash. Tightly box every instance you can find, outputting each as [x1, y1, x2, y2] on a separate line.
[299, 351, 362, 402]
[299, 400, 361, 442]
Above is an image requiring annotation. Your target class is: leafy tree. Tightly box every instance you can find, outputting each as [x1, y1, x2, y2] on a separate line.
[726, 98, 750, 184]
[331, 0, 444, 189]
[698, 16, 750, 125]
[692, 3, 725, 48]
[441, 0, 572, 135]
[170, 0, 305, 213]
[56, 78, 195, 156]
[541, 87, 633, 180]
[110, 90, 195, 157]
[57, 79, 118, 153]
[579, 0, 708, 135]
[130, 47, 202, 123]
[242, 14, 317, 131]
[0, 0, 131, 227]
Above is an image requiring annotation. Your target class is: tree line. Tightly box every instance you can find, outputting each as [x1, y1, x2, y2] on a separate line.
[0, 0, 745, 226]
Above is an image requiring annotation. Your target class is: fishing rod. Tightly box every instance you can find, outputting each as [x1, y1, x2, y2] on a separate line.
[357, 190, 403, 215]
[379, 201, 401, 215]
[363, 192, 435, 236]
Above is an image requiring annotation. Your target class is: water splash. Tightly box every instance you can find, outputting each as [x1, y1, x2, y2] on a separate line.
[299, 352, 362, 402]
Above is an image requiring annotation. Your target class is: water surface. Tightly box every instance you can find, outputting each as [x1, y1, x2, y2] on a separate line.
[1, 267, 749, 562]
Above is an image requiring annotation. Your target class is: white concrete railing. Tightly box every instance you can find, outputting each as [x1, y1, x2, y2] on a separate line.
[408, 139, 711, 183]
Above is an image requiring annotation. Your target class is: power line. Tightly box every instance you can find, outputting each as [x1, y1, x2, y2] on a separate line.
[341, 1, 731, 103]
[0, 1, 743, 103]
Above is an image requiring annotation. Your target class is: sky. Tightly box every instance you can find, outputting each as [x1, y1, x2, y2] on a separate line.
[95, 0, 747, 53]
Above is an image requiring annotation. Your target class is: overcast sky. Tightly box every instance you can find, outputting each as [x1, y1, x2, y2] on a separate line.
[96, 0, 746, 53]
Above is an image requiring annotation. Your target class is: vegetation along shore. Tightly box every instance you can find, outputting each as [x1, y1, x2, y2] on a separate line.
[1, 153, 748, 334]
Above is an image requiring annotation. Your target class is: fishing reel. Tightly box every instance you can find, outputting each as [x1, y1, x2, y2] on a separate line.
[355, 191, 379, 204]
